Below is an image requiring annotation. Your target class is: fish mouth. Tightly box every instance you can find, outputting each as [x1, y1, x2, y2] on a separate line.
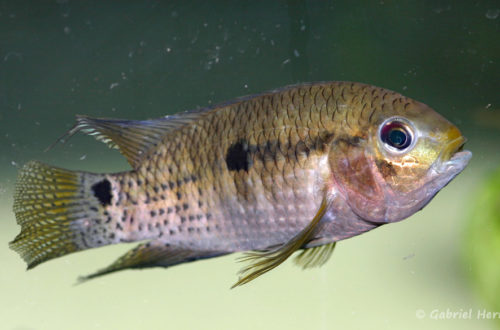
[438, 135, 472, 174]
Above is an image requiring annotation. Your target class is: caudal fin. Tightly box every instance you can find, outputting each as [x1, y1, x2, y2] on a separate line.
[10, 161, 117, 269]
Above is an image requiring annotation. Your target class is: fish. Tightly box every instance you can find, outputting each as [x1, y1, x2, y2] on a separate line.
[9, 81, 472, 287]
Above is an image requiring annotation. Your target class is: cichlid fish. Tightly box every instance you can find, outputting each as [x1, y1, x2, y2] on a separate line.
[10, 82, 472, 287]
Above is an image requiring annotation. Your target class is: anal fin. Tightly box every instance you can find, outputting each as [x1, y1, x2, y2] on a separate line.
[79, 241, 226, 283]
[232, 196, 328, 288]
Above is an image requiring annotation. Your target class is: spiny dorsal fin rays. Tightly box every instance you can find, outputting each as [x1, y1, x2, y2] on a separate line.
[46, 112, 207, 169]
[231, 196, 328, 288]
[293, 242, 336, 269]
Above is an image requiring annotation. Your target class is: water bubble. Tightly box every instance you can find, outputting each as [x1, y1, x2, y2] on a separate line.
[63, 26, 71, 35]
[486, 8, 499, 19]
[109, 82, 119, 90]
[293, 49, 300, 57]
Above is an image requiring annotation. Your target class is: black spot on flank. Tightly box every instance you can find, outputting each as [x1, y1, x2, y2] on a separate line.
[188, 227, 194, 233]
[169, 181, 175, 189]
[91, 179, 112, 207]
[182, 203, 189, 210]
[177, 179, 183, 187]
[175, 205, 181, 212]
[109, 233, 115, 239]
[163, 219, 169, 226]
[169, 229, 175, 235]
[176, 192, 182, 200]
[137, 179, 143, 186]
[150, 210, 156, 217]
[226, 140, 253, 172]
[189, 215, 195, 222]
[153, 186, 159, 193]
[159, 208, 165, 215]
[181, 216, 187, 223]
[161, 183, 168, 190]
[116, 223, 123, 231]
[167, 207, 173, 214]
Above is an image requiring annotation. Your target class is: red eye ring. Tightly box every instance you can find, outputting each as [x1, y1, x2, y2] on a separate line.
[380, 120, 413, 150]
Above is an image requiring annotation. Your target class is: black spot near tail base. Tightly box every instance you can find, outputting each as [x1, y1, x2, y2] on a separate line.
[91, 179, 112, 206]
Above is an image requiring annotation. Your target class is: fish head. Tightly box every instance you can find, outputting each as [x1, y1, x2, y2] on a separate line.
[329, 97, 472, 224]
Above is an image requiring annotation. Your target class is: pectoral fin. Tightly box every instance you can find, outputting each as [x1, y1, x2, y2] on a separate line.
[79, 241, 226, 283]
[232, 197, 328, 288]
[293, 242, 336, 269]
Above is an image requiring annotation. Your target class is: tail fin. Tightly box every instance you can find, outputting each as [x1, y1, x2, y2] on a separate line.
[10, 161, 117, 269]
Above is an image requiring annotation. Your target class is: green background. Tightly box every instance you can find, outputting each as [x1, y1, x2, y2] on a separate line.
[1, 1, 499, 329]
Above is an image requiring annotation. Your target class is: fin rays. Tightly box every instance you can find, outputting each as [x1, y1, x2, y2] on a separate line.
[232, 197, 328, 288]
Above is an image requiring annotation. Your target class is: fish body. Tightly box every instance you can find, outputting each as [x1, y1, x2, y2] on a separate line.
[10, 82, 471, 286]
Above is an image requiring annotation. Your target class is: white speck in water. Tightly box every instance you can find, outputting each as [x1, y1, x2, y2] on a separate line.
[17, 103, 21, 110]
[35, 121, 40, 126]
[270, 39, 275, 46]
[402, 85, 408, 90]
[485, 103, 492, 109]
[109, 82, 119, 90]
[203, 22, 208, 28]
[128, 51, 134, 58]
[244, 84, 248, 89]
[63, 26, 71, 35]
[80, 154, 87, 160]
[11, 161, 18, 167]
[171, 11, 178, 18]
[111, 107, 116, 112]
[121, 72, 127, 80]
[166, 47, 172, 53]
[486, 8, 499, 19]
[282, 58, 290, 65]
[3, 52, 23, 62]
[275, 24, 281, 29]
[293, 49, 300, 57]
[139, 40, 146, 47]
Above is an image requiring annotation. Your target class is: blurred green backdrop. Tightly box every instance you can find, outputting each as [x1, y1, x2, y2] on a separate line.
[0, 1, 499, 329]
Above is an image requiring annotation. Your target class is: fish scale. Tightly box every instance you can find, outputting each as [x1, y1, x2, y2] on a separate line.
[9, 81, 471, 287]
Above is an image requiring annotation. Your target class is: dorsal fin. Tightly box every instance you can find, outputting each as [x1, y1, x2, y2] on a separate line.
[48, 113, 205, 168]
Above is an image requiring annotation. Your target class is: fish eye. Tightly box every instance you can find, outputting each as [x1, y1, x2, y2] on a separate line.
[379, 118, 414, 152]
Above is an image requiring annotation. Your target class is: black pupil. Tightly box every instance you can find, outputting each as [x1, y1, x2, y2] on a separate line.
[381, 122, 411, 150]
[389, 129, 407, 147]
